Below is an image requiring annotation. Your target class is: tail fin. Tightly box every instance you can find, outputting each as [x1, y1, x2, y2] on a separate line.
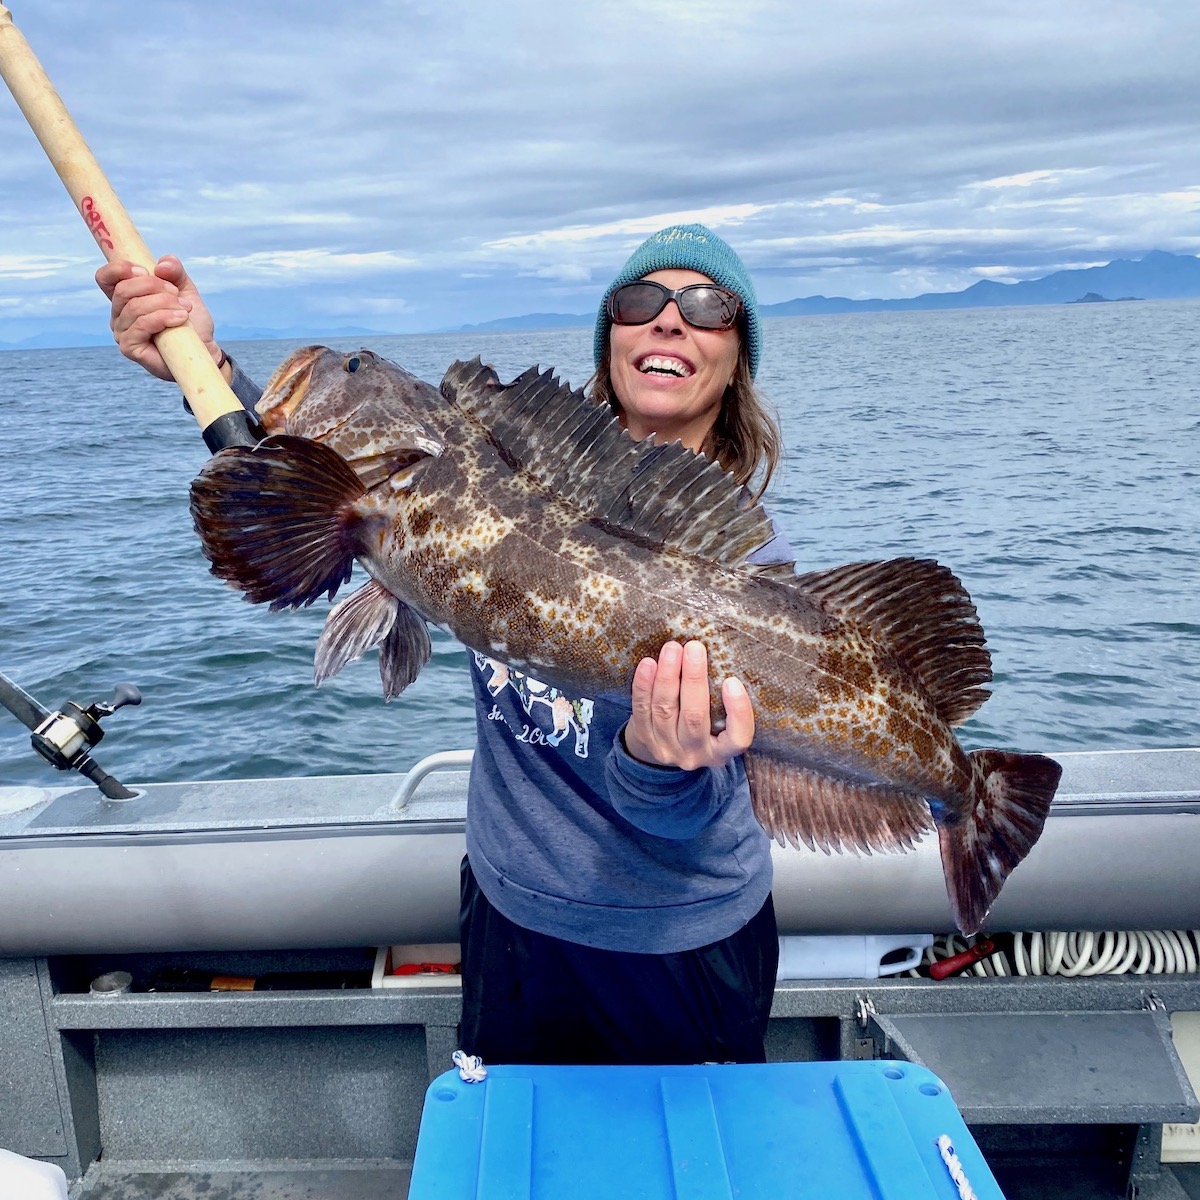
[938, 748, 1062, 934]
[189, 435, 365, 611]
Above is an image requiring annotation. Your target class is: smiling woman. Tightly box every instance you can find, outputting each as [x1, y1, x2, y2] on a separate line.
[459, 223, 792, 1067]
[607, 268, 742, 449]
[589, 223, 782, 499]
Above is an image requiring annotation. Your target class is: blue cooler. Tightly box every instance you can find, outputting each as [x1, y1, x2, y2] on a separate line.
[409, 1059, 1003, 1199]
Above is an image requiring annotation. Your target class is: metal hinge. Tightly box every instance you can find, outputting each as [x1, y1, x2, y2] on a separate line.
[853, 994, 878, 1059]
[852, 1036, 877, 1060]
[856, 994, 877, 1031]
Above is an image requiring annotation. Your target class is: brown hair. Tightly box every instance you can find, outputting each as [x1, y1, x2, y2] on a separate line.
[589, 338, 782, 501]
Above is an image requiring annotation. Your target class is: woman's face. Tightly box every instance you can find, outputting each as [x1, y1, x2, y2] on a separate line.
[607, 269, 741, 452]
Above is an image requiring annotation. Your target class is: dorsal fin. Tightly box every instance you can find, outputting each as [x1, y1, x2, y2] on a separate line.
[440, 358, 786, 569]
[790, 558, 992, 726]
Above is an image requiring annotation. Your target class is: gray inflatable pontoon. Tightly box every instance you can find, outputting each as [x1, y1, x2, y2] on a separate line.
[1, 747, 1197, 954]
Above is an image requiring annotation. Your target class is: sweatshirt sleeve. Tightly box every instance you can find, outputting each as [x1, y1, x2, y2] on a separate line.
[227, 356, 263, 413]
[603, 732, 741, 840]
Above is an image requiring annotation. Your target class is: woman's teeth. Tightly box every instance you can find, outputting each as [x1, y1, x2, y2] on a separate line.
[638, 356, 692, 377]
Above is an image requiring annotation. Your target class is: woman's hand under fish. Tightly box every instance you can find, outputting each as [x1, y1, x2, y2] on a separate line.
[95, 255, 223, 382]
[623, 640, 755, 772]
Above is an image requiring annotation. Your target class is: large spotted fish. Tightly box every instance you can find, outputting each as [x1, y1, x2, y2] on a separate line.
[190, 346, 1062, 934]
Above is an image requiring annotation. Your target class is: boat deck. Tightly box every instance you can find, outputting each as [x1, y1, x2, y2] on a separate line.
[1, 748, 1197, 1200]
[75, 1163, 412, 1198]
[61, 1137, 1200, 1198]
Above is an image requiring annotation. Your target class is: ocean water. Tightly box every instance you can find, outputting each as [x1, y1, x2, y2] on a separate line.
[1, 301, 1197, 787]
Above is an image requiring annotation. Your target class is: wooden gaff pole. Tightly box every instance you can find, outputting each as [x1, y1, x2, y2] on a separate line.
[0, 4, 256, 448]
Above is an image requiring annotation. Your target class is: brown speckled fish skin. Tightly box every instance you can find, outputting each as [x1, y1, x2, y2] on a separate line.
[189, 346, 1062, 934]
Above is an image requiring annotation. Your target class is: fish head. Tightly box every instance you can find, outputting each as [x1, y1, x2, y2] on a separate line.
[254, 346, 446, 488]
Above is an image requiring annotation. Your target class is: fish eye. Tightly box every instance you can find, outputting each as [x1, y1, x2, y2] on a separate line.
[345, 355, 363, 374]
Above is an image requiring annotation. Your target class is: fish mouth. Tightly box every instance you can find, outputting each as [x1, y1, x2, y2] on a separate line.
[635, 353, 694, 379]
[254, 345, 332, 431]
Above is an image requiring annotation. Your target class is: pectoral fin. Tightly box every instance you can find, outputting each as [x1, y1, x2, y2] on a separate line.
[190, 435, 364, 610]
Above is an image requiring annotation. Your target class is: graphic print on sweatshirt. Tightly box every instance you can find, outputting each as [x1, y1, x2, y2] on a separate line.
[473, 652, 596, 758]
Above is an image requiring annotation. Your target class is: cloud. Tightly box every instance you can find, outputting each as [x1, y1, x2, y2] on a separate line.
[0, 254, 86, 281]
[192, 249, 422, 282]
[529, 264, 593, 283]
[1, 0, 1198, 335]
[973, 171, 1069, 190]
[484, 205, 771, 252]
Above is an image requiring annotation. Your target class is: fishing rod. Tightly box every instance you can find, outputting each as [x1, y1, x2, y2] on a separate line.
[0, 4, 258, 452]
[0, 670, 141, 800]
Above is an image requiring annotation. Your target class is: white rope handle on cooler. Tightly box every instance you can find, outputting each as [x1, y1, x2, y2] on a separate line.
[937, 1134, 979, 1200]
[452, 1050, 488, 1083]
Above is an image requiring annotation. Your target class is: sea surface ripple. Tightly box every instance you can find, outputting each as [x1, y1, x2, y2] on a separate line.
[1, 300, 1197, 785]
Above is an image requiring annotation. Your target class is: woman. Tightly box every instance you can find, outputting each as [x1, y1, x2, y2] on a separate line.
[97, 223, 789, 1065]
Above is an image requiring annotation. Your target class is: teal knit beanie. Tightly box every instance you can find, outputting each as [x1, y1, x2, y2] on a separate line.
[593, 224, 761, 378]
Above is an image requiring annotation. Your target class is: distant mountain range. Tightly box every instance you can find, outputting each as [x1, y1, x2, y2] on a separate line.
[453, 249, 1200, 332]
[0, 324, 386, 352]
[453, 311, 597, 333]
[4, 251, 1198, 350]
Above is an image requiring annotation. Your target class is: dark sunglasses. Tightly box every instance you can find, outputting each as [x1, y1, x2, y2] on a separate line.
[607, 280, 742, 331]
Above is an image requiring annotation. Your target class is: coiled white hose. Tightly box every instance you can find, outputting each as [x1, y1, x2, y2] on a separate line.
[908, 930, 1200, 977]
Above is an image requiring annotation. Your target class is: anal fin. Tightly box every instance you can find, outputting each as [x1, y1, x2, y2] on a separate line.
[744, 753, 934, 854]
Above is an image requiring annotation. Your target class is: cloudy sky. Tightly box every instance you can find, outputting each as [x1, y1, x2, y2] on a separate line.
[1, 0, 1198, 341]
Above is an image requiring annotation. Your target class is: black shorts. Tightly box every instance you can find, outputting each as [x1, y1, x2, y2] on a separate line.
[458, 856, 778, 1066]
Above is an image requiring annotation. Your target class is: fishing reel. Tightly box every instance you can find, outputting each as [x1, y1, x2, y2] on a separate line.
[0, 670, 142, 799]
[31, 683, 142, 774]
